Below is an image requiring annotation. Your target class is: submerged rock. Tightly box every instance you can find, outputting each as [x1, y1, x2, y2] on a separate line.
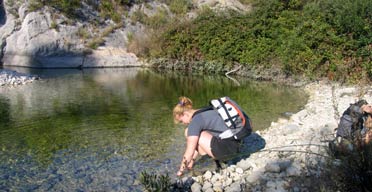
[0, 69, 38, 86]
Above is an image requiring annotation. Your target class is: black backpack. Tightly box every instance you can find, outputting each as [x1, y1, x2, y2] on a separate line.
[336, 100, 368, 140]
[329, 100, 368, 157]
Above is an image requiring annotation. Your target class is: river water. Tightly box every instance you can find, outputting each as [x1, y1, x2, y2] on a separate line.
[0, 67, 307, 191]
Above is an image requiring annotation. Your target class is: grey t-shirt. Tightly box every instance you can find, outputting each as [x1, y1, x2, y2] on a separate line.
[188, 110, 228, 137]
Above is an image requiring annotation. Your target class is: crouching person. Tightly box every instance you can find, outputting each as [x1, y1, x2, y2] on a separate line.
[173, 96, 252, 176]
[330, 100, 372, 157]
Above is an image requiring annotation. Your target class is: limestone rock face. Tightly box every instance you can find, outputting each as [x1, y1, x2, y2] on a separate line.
[0, 0, 17, 62]
[0, 1, 142, 68]
[84, 47, 143, 67]
[3, 10, 85, 67]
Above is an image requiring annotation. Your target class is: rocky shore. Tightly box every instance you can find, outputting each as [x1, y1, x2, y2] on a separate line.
[185, 81, 372, 192]
[0, 69, 39, 87]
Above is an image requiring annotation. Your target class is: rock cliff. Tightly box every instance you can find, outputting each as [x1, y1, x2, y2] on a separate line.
[0, 0, 145, 68]
[0, 0, 250, 68]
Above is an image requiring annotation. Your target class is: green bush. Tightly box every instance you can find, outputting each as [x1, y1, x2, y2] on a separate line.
[28, 0, 44, 12]
[99, 0, 125, 23]
[77, 27, 91, 40]
[139, 171, 172, 192]
[145, 0, 372, 82]
[29, 0, 80, 17]
[324, 144, 372, 191]
[87, 37, 104, 49]
[321, 0, 372, 39]
[29, 0, 138, 22]
[144, 9, 170, 28]
[168, 0, 193, 15]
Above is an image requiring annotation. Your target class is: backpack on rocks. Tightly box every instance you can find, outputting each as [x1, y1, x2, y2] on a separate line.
[329, 100, 368, 157]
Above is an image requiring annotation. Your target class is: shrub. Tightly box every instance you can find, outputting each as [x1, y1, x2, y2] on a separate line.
[145, 0, 371, 82]
[50, 21, 58, 30]
[99, 0, 122, 23]
[168, 0, 193, 15]
[87, 37, 104, 49]
[139, 171, 172, 192]
[324, 144, 372, 191]
[130, 9, 147, 24]
[144, 8, 170, 28]
[77, 27, 91, 40]
[28, 0, 44, 12]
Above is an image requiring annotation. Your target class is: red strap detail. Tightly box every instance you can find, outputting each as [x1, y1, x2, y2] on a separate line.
[225, 100, 245, 126]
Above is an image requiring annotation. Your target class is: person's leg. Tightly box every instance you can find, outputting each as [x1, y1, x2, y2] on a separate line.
[197, 131, 215, 158]
[186, 132, 212, 169]
[210, 137, 240, 161]
[192, 150, 199, 159]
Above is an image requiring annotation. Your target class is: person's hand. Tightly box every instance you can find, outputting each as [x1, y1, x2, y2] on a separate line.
[176, 170, 183, 176]
[362, 104, 372, 114]
[187, 159, 195, 169]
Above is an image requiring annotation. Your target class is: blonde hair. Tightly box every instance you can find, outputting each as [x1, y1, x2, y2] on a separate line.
[173, 96, 193, 123]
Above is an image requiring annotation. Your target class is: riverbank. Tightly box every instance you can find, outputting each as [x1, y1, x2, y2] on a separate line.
[186, 81, 372, 192]
[0, 69, 39, 87]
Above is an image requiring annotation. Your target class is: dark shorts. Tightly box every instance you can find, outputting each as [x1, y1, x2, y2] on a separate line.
[211, 136, 241, 160]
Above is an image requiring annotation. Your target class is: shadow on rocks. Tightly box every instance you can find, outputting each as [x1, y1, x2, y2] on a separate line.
[0, 0, 6, 26]
[225, 132, 266, 166]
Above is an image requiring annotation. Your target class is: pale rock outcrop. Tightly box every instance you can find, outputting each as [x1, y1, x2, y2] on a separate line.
[129, 1, 170, 17]
[193, 0, 251, 12]
[0, 0, 18, 62]
[84, 47, 143, 67]
[3, 10, 85, 67]
[0, 1, 143, 68]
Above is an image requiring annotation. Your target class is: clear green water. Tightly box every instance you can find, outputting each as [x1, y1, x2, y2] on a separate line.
[0, 68, 307, 191]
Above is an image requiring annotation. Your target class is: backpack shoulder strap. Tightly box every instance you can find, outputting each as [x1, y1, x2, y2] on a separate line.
[192, 105, 225, 134]
[192, 106, 213, 118]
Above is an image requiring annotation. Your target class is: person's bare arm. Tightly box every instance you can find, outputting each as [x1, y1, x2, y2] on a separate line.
[177, 136, 198, 176]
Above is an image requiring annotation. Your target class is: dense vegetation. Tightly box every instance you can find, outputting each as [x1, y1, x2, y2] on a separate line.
[324, 143, 372, 191]
[138, 0, 372, 83]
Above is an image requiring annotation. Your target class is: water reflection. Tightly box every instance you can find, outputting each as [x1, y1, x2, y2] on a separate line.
[0, 68, 307, 191]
